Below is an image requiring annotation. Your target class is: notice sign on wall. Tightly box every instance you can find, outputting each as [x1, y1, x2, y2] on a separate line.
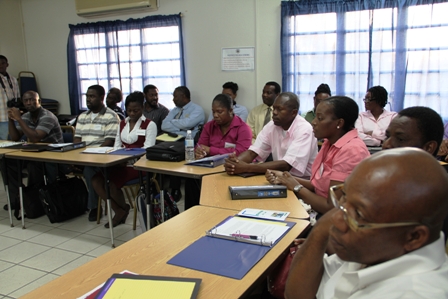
[221, 47, 255, 71]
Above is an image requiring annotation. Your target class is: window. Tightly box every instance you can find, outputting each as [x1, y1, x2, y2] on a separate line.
[68, 14, 184, 114]
[281, 1, 448, 120]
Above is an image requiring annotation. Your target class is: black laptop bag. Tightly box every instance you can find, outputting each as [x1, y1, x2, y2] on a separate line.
[146, 141, 185, 162]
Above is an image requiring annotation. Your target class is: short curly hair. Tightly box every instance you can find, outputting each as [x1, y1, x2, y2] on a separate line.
[368, 86, 388, 108]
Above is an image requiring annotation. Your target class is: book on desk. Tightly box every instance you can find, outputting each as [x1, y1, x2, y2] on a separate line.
[229, 185, 287, 199]
[93, 274, 201, 299]
[2, 142, 86, 152]
[168, 215, 295, 279]
[47, 142, 86, 152]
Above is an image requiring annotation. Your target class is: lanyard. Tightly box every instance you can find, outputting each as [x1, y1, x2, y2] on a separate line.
[0, 73, 14, 90]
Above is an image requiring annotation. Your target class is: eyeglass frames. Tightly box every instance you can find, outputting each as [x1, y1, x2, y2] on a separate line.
[329, 184, 422, 232]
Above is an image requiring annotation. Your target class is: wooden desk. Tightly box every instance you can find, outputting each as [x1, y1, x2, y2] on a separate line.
[133, 156, 225, 179]
[5, 148, 141, 246]
[21, 206, 309, 299]
[200, 173, 310, 219]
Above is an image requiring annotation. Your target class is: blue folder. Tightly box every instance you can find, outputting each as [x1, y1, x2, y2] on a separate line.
[108, 148, 146, 156]
[167, 217, 295, 280]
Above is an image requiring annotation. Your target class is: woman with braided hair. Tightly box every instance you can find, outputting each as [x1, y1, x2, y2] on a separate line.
[355, 85, 397, 146]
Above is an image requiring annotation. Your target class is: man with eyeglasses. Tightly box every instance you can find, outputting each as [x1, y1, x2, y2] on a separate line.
[284, 148, 448, 299]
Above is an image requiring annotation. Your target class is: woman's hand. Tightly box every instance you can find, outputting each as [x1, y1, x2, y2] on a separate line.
[265, 169, 284, 184]
[276, 171, 301, 190]
[195, 144, 209, 159]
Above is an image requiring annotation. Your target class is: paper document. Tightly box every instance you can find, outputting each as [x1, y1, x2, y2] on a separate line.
[0, 141, 23, 148]
[82, 147, 115, 154]
[156, 133, 184, 142]
[238, 208, 290, 221]
[208, 216, 289, 246]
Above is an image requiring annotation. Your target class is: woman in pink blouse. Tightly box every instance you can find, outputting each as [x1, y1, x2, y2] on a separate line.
[184, 94, 251, 210]
[195, 94, 252, 159]
[266, 96, 370, 216]
[355, 86, 397, 146]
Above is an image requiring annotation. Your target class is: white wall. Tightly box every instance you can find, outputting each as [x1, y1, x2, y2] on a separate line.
[0, 0, 27, 77]
[16, 0, 283, 116]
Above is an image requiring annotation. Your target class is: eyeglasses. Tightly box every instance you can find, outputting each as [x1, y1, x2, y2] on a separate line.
[329, 184, 422, 232]
[363, 97, 375, 103]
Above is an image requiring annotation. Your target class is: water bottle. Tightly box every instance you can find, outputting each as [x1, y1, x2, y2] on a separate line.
[185, 130, 195, 162]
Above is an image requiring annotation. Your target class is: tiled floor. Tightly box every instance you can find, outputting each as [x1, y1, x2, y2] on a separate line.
[0, 176, 184, 298]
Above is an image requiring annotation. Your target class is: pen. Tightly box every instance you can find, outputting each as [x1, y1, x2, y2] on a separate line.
[231, 234, 259, 240]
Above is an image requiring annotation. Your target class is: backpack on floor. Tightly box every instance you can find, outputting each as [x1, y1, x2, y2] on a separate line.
[136, 189, 179, 232]
[39, 177, 88, 223]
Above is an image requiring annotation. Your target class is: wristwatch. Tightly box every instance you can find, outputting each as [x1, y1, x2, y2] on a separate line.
[293, 184, 303, 193]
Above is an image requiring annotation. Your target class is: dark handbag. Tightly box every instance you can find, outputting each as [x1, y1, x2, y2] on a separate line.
[267, 245, 299, 299]
[39, 177, 88, 223]
[22, 184, 45, 219]
[146, 141, 185, 162]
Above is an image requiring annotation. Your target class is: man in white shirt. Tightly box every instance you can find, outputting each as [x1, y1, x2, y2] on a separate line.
[285, 148, 448, 299]
[0, 55, 20, 140]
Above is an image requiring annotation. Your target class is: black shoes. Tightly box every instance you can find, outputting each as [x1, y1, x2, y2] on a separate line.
[3, 204, 9, 211]
[88, 207, 102, 222]
[171, 189, 182, 202]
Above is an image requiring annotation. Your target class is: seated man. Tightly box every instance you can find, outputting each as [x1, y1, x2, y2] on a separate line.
[301, 83, 331, 124]
[161, 86, 204, 137]
[73, 85, 119, 221]
[143, 84, 169, 135]
[3, 91, 63, 216]
[382, 106, 448, 241]
[383, 106, 444, 156]
[225, 92, 317, 178]
[105, 87, 125, 120]
[285, 148, 448, 299]
[161, 86, 205, 201]
[247, 81, 281, 143]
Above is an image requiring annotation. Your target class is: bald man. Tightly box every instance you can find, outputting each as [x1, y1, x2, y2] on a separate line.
[225, 92, 317, 177]
[285, 148, 448, 299]
[3, 90, 63, 217]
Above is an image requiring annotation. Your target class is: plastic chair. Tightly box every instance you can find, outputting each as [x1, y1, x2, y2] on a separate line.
[18, 71, 38, 96]
[97, 175, 153, 230]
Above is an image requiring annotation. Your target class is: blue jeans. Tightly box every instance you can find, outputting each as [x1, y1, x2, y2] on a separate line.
[83, 166, 100, 210]
[0, 122, 9, 140]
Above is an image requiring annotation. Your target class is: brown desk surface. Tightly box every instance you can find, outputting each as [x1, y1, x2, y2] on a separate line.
[200, 173, 310, 219]
[20, 206, 309, 299]
[133, 156, 225, 179]
[4, 148, 135, 167]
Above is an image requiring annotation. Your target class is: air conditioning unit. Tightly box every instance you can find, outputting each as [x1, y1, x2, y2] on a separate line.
[75, 0, 158, 17]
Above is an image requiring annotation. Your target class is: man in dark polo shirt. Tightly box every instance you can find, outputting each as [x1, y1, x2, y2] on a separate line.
[3, 90, 63, 217]
[143, 84, 169, 135]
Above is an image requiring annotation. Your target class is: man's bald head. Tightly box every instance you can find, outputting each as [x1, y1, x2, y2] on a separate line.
[330, 148, 448, 265]
[22, 90, 41, 112]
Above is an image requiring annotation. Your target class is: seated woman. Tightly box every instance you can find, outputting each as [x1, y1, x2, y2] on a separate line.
[92, 91, 157, 228]
[207, 82, 249, 122]
[355, 85, 397, 146]
[184, 93, 252, 209]
[266, 96, 370, 218]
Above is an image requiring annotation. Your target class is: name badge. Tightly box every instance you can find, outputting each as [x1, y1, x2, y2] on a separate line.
[225, 142, 236, 148]
[93, 124, 102, 131]
[136, 129, 146, 136]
